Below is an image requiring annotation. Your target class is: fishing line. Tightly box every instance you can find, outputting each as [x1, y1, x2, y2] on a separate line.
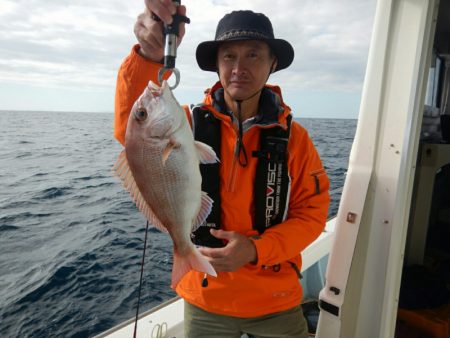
[133, 220, 150, 338]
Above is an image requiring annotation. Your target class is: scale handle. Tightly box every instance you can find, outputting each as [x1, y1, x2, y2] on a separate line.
[163, 0, 182, 69]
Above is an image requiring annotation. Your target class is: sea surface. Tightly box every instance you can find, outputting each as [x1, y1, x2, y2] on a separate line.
[0, 111, 356, 337]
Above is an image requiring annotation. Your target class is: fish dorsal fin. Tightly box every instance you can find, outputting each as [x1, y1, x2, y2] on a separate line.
[113, 151, 168, 233]
[194, 141, 219, 164]
[192, 191, 214, 232]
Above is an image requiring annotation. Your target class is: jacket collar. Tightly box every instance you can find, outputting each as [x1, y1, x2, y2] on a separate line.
[202, 81, 291, 130]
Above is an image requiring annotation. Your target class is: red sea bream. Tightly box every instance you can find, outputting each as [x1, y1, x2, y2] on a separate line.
[114, 81, 217, 288]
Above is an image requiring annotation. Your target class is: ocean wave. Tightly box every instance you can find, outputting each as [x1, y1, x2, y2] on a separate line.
[2, 250, 130, 336]
[1, 200, 39, 210]
[17, 265, 77, 305]
[34, 186, 73, 200]
[0, 224, 19, 232]
[84, 182, 115, 189]
[15, 151, 33, 159]
[32, 172, 48, 177]
[73, 173, 109, 181]
[0, 211, 53, 224]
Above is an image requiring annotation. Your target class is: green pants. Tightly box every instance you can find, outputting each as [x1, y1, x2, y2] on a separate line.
[184, 302, 309, 338]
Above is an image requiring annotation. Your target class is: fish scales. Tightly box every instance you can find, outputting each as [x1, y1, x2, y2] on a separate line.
[141, 142, 197, 239]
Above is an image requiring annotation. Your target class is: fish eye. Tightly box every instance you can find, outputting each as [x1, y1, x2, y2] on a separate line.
[135, 108, 148, 122]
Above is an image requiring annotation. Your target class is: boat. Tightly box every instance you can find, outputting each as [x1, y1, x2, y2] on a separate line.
[96, 0, 450, 336]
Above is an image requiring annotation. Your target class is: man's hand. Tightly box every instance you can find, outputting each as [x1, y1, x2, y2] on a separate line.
[134, 0, 187, 62]
[198, 229, 258, 272]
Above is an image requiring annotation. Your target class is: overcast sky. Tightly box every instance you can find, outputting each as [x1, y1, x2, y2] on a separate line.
[0, 0, 376, 118]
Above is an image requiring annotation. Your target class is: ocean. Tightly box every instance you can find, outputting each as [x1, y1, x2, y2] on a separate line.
[0, 111, 356, 337]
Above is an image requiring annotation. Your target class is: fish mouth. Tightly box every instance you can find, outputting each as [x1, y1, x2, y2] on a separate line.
[148, 81, 163, 97]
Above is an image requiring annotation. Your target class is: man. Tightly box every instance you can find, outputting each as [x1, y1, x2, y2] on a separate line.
[115, 1, 330, 337]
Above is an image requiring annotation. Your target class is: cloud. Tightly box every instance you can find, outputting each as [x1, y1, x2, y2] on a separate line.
[0, 0, 376, 110]
[0, 0, 140, 89]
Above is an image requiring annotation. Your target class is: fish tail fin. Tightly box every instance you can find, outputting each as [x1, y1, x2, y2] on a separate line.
[171, 247, 217, 289]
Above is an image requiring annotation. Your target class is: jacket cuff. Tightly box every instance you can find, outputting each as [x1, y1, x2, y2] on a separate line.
[131, 44, 163, 67]
[130, 44, 174, 83]
[250, 236, 272, 267]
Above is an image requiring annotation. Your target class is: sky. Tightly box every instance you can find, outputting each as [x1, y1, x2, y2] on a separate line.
[0, 0, 376, 118]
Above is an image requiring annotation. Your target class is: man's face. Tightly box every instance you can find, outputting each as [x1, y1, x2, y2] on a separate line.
[217, 40, 276, 101]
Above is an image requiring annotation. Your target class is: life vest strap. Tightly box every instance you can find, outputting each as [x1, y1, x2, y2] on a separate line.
[191, 106, 224, 248]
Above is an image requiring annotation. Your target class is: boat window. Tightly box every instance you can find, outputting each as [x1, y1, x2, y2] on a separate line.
[421, 51, 446, 142]
[424, 50, 444, 109]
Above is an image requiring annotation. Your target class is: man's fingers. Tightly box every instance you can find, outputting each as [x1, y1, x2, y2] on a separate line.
[177, 5, 187, 42]
[141, 26, 164, 50]
[134, 10, 166, 61]
[198, 247, 225, 258]
[139, 2, 187, 50]
[144, 0, 177, 24]
[178, 5, 186, 17]
[210, 229, 236, 241]
[198, 250, 228, 272]
[139, 11, 155, 29]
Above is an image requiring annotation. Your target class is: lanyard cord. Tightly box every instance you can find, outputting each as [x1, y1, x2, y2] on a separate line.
[133, 220, 150, 338]
[235, 99, 248, 167]
[232, 63, 276, 167]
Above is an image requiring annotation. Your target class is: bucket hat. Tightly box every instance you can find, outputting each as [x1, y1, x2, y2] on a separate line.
[196, 10, 294, 72]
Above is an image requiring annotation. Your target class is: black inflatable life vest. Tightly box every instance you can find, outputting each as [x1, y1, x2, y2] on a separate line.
[191, 104, 292, 248]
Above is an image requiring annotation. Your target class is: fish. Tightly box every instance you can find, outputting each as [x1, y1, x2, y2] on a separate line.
[114, 80, 217, 288]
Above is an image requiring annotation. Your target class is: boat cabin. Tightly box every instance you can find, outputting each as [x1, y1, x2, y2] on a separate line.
[317, 0, 450, 337]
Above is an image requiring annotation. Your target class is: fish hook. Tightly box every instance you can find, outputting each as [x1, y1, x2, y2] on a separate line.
[158, 67, 181, 90]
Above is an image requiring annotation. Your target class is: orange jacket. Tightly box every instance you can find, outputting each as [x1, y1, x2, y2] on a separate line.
[115, 45, 330, 318]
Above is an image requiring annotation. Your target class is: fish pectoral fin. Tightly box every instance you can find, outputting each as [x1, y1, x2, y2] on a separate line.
[194, 141, 219, 164]
[191, 191, 214, 232]
[162, 138, 181, 165]
[113, 150, 168, 233]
